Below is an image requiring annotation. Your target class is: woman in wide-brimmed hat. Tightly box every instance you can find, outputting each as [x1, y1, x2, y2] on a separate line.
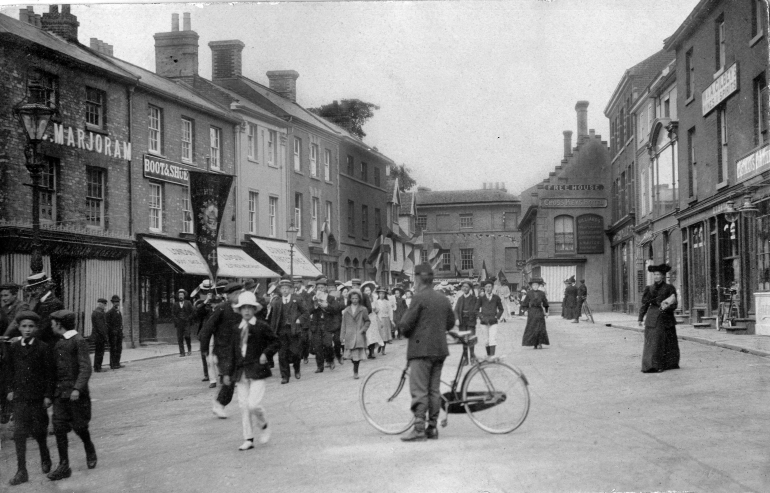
[340, 289, 370, 379]
[521, 277, 550, 349]
[638, 264, 680, 373]
[373, 286, 393, 353]
[360, 283, 383, 359]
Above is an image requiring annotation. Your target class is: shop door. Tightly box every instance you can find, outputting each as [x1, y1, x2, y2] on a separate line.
[138, 275, 156, 341]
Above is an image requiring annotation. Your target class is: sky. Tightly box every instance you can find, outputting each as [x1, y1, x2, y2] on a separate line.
[1, 0, 701, 195]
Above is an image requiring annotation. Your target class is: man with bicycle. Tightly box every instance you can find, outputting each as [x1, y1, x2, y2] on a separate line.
[398, 263, 456, 442]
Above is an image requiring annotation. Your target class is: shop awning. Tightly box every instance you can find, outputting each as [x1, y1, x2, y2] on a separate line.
[247, 237, 323, 278]
[141, 237, 278, 278]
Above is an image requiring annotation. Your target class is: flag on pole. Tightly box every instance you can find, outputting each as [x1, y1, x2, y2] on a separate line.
[497, 269, 509, 285]
[321, 219, 332, 254]
[366, 229, 384, 264]
[189, 170, 234, 282]
[479, 260, 489, 283]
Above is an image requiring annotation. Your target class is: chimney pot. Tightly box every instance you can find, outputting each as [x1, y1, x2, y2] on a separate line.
[172, 13, 179, 31]
[90, 37, 98, 49]
[106, 44, 113, 56]
[266, 70, 300, 102]
[34, 14, 41, 28]
[575, 100, 589, 140]
[49, 5, 58, 14]
[563, 130, 573, 159]
[61, 5, 70, 14]
[183, 12, 191, 31]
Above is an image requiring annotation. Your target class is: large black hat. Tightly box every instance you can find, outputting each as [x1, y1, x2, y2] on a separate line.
[647, 264, 672, 273]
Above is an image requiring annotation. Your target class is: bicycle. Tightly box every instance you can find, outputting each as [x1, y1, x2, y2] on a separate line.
[715, 285, 740, 331]
[582, 300, 594, 324]
[359, 331, 530, 435]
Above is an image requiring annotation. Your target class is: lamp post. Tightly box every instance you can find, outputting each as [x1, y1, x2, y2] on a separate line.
[14, 85, 58, 274]
[287, 224, 299, 280]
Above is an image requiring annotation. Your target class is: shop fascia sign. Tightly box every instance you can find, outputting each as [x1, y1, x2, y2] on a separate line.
[143, 154, 192, 186]
[735, 144, 770, 183]
[540, 198, 607, 208]
[542, 184, 604, 191]
[702, 63, 738, 116]
[48, 123, 132, 160]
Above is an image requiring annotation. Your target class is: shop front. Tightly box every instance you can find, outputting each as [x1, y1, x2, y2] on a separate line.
[138, 235, 278, 343]
[609, 220, 635, 313]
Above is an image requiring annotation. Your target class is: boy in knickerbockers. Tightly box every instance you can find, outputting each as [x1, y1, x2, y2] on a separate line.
[5, 311, 54, 486]
[47, 310, 97, 481]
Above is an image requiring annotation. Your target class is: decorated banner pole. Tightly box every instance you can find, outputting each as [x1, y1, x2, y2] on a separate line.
[188, 169, 235, 284]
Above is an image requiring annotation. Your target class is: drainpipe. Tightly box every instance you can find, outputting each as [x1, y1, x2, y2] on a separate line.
[127, 84, 136, 349]
[233, 123, 239, 244]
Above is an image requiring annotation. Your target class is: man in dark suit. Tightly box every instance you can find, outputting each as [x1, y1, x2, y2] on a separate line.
[105, 295, 124, 370]
[193, 281, 216, 385]
[398, 263, 456, 442]
[21, 273, 64, 348]
[453, 280, 478, 361]
[172, 289, 194, 357]
[294, 276, 313, 365]
[575, 279, 588, 323]
[309, 277, 341, 373]
[269, 278, 308, 384]
[200, 282, 243, 418]
[5, 311, 54, 486]
[90, 298, 108, 372]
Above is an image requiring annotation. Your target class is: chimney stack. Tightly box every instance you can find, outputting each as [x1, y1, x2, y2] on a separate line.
[575, 100, 589, 140]
[563, 130, 573, 158]
[40, 4, 79, 43]
[154, 13, 199, 78]
[266, 70, 300, 102]
[209, 40, 245, 79]
[183, 13, 191, 31]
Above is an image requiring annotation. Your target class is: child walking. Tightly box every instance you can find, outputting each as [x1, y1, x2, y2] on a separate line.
[5, 311, 54, 486]
[227, 292, 280, 451]
[48, 310, 97, 480]
[340, 290, 371, 379]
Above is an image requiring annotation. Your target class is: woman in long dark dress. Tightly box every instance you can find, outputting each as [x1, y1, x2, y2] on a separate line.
[638, 264, 680, 373]
[521, 277, 550, 349]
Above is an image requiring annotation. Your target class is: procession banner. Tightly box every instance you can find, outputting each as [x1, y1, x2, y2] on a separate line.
[189, 170, 234, 280]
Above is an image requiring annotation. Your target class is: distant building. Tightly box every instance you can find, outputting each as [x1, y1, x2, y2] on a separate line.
[518, 102, 612, 310]
[416, 184, 521, 287]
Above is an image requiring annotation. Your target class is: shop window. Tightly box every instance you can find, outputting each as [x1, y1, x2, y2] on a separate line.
[554, 215, 574, 252]
[181, 118, 194, 163]
[86, 167, 105, 229]
[85, 87, 104, 129]
[461, 248, 474, 270]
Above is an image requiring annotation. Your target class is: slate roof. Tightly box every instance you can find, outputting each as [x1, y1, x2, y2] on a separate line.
[416, 189, 520, 206]
[604, 48, 675, 114]
[0, 13, 137, 82]
[102, 56, 240, 122]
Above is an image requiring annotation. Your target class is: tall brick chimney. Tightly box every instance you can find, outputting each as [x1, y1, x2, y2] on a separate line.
[575, 100, 589, 140]
[41, 4, 80, 43]
[563, 130, 573, 158]
[266, 70, 299, 102]
[209, 40, 245, 79]
[154, 12, 199, 78]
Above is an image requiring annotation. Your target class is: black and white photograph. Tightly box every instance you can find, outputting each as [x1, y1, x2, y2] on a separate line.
[0, 0, 769, 491]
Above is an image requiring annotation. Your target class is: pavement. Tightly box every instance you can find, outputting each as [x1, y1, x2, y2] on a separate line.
[1, 315, 768, 493]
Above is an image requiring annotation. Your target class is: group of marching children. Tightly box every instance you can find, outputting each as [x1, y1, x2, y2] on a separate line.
[192, 274, 414, 451]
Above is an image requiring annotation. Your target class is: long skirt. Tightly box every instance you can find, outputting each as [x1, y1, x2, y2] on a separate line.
[378, 317, 393, 343]
[522, 310, 549, 347]
[641, 323, 680, 372]
[366, 315, 384, 347]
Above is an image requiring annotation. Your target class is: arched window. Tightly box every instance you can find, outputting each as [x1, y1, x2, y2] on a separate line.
[554, 215, 574, 252]
[344, 257, 351, 281]
[353, 258, 360, 280]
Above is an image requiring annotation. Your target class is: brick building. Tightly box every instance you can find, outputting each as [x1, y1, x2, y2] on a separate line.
[518, 102, 612, 310]
[416, 184, 521, 287]
[0, 8, 136, 340]
[664, 0, 769, 332]
[604, 49, 675, 314]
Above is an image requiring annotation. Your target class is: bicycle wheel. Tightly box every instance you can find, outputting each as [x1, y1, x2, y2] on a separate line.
[584, 303, 594, 324]
[359, 366, 414, 435]
[461, 361, 530, 434]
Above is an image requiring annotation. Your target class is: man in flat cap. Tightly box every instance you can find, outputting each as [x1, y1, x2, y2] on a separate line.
[90, 299, 108, 372]
[398, 263, 456, 442]
[200, 281, 243, 417]
[105, 296, 124, 370]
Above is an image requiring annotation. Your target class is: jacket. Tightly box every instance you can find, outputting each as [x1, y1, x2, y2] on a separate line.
[24, 292, 64, 347]
[398, 288, 456, 360]
[638, 282, 678, 329]
[53, 333, 92, 398]
[199, 302, 240, 357]
[105, 307, 123, 334]
[268, 294, 307, 336]
[227, 318, 280, 381]
[91, 307, 107, 339]
[2, 298, 24, 338]
[454, 293, 478, 329]
[194, 298, 215, 336]
[373, 299, 393, 320]
[577, 284, 588, 299]
[171, 300, 194, 329]
[392, 297, 408, 326]
[310, 296, 342, 334]
[6, 338, 54, 401]
[340, 305, 370, 349]
[476, 293, 504, 325]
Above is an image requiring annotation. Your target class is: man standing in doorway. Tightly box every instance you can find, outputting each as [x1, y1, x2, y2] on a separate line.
[90, 299, 108, 372]
[398, 263, 456, 442]
[105, 295, 124, 370]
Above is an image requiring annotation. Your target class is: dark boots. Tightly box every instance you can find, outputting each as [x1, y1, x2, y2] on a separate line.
[401, 422, 427, 442]
[353, 361, 360, 379]
[489, 346, 496, 356]
[47, 461, 71, 481]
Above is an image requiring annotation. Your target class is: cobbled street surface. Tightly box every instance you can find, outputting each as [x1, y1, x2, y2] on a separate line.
[1, 315, 768, 493]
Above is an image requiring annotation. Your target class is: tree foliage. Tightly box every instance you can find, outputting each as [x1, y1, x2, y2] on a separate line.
[309, 99, 380, 139]
[391, 163, 417, 192]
